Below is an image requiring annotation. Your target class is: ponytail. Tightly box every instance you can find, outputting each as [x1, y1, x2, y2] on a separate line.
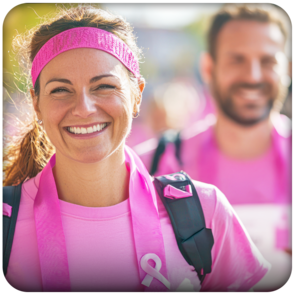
[3, 121, 54, 186]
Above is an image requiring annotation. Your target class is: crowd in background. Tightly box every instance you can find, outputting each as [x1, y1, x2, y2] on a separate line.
[3, 3, 292, 292]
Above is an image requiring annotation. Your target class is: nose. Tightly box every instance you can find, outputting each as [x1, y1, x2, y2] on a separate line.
[244, 59, 263, 83]
[72, 89, 97, 118]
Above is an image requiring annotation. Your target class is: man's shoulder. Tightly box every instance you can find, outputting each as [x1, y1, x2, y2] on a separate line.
[132, 114, 216, 159]
[181, 114, 216, 145]
[272, 113, 292, 139]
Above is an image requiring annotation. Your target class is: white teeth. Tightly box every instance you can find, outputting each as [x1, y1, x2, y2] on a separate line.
[239, 89, 262, 100]
[67, 123, 107, 134]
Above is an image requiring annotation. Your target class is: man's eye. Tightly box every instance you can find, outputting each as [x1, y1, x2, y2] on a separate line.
[231, 57, 244, 64]
[262, 58, 276, 66]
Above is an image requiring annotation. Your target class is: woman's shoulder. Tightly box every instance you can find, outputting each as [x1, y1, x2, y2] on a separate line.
[154, 175, 229, 229]
[13, 172, 42, 222]
[191, 179, 229, 228]
[22, 171, 42, 200]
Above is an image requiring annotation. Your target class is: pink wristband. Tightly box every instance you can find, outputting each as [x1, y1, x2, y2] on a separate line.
[31, 27, 140, 86]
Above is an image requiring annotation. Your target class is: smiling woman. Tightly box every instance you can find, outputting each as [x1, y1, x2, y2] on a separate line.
[3, 4, 270, 292]
[4, 6, 143, 187]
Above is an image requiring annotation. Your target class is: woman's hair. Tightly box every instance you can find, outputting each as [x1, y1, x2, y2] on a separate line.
[3, 4, 143, 186]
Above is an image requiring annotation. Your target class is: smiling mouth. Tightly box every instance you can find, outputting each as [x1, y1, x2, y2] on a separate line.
[237, 89, 265, 100]
[66, 123, 109, 135]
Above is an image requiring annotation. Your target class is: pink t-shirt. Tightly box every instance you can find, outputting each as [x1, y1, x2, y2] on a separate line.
[5, 171, 269, 292]
[155, 121, 291, 206]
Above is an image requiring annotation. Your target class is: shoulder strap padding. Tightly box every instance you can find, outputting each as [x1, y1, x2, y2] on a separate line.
[154, 171, 214, 283]
[3, 184, 22, 276]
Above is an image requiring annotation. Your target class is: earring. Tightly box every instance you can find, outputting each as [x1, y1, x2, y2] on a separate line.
[37, 119, 43, 125]
[132, 111, 139, 118]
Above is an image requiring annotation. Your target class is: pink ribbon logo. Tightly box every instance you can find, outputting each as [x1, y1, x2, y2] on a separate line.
[141, 253, 171, 289]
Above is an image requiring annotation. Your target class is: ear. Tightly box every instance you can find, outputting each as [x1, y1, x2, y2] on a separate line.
[30, 88, 42, 121]
[200, 52, 214, 84]
[133, 78, 145, 113]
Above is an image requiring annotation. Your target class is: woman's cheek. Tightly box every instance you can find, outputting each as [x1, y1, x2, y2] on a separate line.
[111, 95, 133, 139]
[41, 104, 67, 139]
[111, 89, 133, 118]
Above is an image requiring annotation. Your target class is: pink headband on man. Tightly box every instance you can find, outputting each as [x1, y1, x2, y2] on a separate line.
[31, 27, 140, 86]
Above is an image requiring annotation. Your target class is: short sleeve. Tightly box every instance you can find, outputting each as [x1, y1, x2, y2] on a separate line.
[200, 186, 271, 291]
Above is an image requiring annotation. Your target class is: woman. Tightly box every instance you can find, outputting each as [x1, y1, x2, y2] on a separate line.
[3, 5, 270, 292]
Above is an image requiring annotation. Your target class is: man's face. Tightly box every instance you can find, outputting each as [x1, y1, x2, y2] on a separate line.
[210, 20, 288, 126]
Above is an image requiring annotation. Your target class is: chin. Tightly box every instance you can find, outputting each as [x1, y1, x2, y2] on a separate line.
[231, 114, 269, 126]
[70, 150, 109, 164]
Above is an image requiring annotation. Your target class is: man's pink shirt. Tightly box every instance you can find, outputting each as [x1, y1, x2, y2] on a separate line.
[154, 115, 291, 206]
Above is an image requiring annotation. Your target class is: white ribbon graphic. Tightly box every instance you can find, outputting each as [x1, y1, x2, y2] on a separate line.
[140, 253, 171, 289]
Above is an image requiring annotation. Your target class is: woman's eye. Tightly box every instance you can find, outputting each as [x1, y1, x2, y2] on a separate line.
[50, 88, 69, 94]
[94, 84, 116, 90]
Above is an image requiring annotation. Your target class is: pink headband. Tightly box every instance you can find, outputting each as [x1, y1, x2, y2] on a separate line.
[31, 27, 140, 86]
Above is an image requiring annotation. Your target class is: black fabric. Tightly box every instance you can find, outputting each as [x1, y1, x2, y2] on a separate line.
[149, 130, 182, 175]
[3, 184, 22, 276]
[154, 171, 214, 283]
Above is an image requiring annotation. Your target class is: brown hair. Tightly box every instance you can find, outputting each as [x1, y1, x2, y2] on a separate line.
[3, 4, 143, 186]
[208, 4, 288, 60]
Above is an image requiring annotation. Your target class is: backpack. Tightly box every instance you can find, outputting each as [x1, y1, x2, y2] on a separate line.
[149, 130, 182, 175]
[3, 172, 214, 284]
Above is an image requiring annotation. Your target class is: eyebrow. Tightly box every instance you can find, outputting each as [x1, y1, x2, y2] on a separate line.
[45, 78, 73, 86]
[226, 52, 244, 57]
[45, 74, 115, 87]
[89, 74, 115, 84]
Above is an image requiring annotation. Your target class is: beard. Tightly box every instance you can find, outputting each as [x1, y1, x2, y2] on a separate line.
[210, 76, 286, 127]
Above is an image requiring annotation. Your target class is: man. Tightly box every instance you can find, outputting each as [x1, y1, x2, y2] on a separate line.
[138, 5, 292, 291]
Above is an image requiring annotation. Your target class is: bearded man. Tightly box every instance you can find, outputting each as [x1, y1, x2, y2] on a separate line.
[139, 5, 292, 291]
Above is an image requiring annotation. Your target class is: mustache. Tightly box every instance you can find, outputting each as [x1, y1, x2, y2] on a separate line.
[230, 83, 268, 91]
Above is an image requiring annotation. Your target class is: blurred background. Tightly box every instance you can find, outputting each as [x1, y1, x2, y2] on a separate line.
[2, 2, 293, 292]
[3, 3, 292, 140]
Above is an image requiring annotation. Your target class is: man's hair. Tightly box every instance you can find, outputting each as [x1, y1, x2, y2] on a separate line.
[208, 4, 288, 60]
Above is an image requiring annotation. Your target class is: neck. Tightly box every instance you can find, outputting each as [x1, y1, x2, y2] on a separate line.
[214, 110, 273, 159]
[53, 145, 129, 207]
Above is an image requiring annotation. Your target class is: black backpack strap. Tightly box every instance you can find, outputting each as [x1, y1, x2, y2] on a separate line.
[3, 184, 22, 276]
[149, 130, 182, 175]
[154, 171, 214, 283]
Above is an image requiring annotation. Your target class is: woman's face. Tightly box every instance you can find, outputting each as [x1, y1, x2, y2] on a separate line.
[33, 48, 143, 163]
